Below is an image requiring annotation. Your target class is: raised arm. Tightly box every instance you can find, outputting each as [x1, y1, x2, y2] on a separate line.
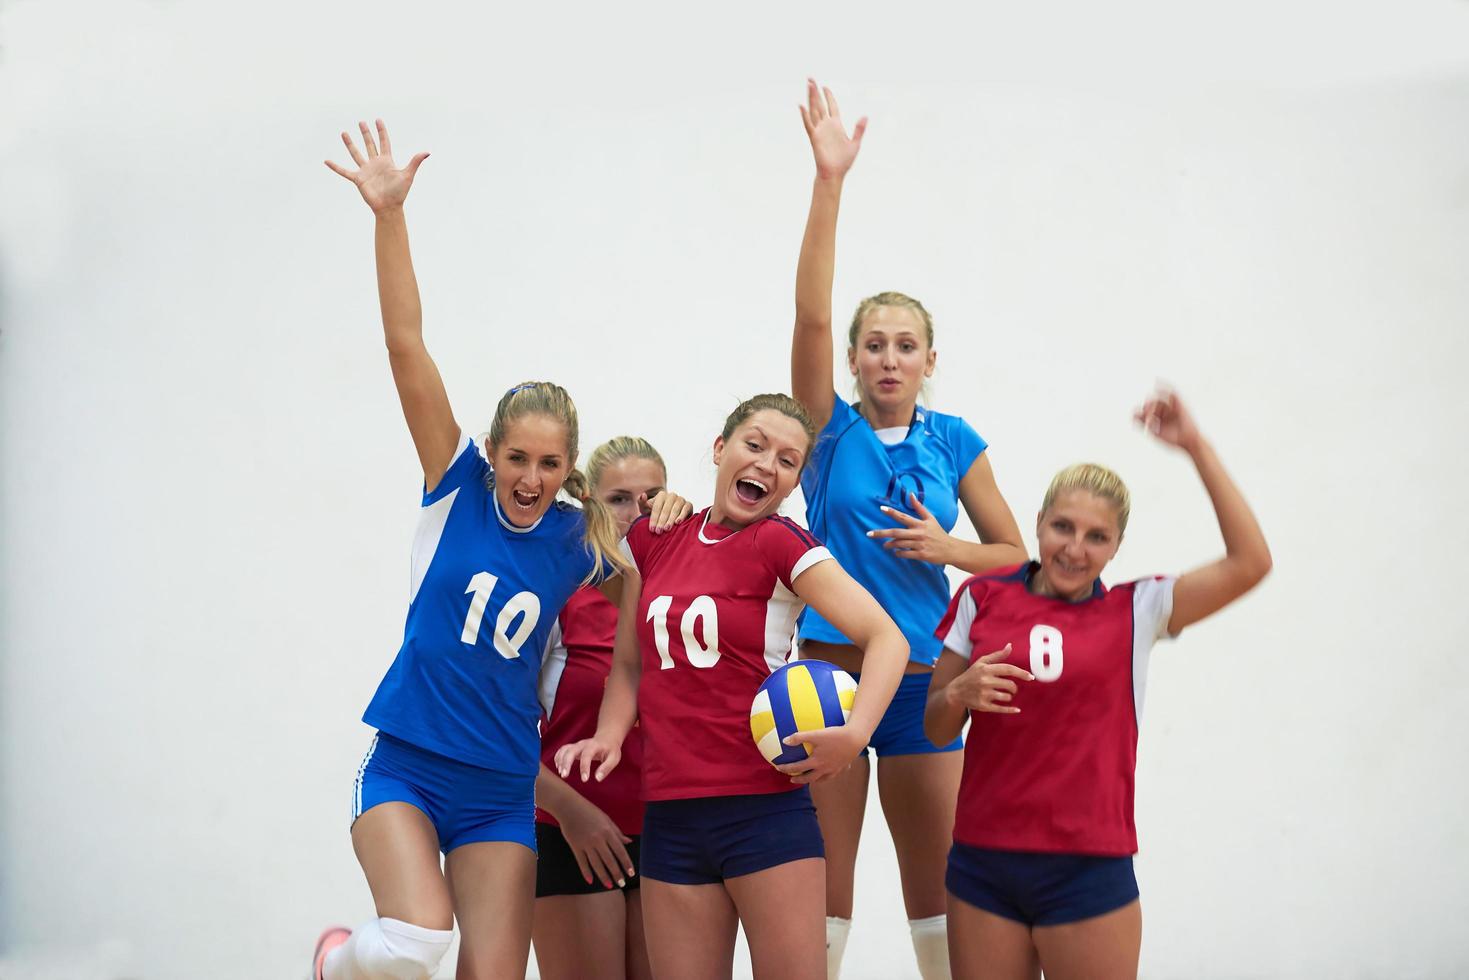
[792, 79, 867, 429]
[326, 120, 460, 491]
[556, 567, 643, 783]
[1135, 390, 1273, 634]
[781, 560, 906, 783]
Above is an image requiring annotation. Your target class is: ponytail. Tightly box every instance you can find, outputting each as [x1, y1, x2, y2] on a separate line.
[563, 465, 631, 584]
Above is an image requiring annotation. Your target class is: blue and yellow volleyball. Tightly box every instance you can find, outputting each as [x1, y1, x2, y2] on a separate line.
[750, 660, 858, 766]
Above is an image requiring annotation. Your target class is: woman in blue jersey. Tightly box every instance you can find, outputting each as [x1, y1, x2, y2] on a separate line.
[312, 121, 688, 980]
[791, 82, 1030, 980]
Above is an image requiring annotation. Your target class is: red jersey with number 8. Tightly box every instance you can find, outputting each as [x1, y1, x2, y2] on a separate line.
[935, 562, 1176, 856]
[622, 509, 832, 801]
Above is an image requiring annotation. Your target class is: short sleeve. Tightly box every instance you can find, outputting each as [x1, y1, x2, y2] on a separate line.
[1132, 576, 1177, 642]
[423, 433, 486, 506]
[760, 518, 832, 590]
[935, 581, 980, 660]
[951, 417, 988, 476]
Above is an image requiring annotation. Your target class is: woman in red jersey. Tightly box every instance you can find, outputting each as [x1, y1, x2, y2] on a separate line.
[925, 390, 1272, 980]
[557, 394, 910, 980]
[533, 436, 669, 980]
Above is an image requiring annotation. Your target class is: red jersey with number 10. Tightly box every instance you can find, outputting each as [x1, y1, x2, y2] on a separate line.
[537, 584, 644, 835]
[622, 509, 832, 801]
[936, 562, 1176, 856]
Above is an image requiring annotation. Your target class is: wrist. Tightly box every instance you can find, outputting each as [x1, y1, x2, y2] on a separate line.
[813, 173, 846, 191]
[374, 205, 406, 222]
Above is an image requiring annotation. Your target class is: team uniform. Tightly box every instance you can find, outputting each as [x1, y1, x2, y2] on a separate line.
[935, 561, 1177, 924]
[352, 434, 602, 854]
[800, 395, 989, 755]
[535, 584, 644, 895]
[621, 509, 833, 883]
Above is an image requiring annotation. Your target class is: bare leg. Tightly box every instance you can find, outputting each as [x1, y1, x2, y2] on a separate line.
[1032, 900, 1141, 980]
[810, 755, 869, 919]
[350, 802, 454, 929]
[946, 893, 1039, 980]
[876, 753, 963, 919]
[533, 890, 627, 980]
[444, 841, 536, 980]
[726, 858, 826, 980]
[641, 879, 738, 980]
[624, 890, 653, 980]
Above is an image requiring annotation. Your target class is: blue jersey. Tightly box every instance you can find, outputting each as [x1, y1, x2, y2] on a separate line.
[799, 395, 987, 665]
[363, 436, 599, 775]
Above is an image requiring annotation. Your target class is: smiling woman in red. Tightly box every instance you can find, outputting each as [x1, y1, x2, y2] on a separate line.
[925, 390, 1272, 980]
[557, 393, 910, 980]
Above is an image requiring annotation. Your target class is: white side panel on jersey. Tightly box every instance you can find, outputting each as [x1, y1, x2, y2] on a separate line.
[763, 576, 806, 673]
[618, 535, 640, 573]
[1130, 577, 1177, 724]
[538, 621, 568, 718]
[409, 488, 460, 604]
[940, 589, 979, 660]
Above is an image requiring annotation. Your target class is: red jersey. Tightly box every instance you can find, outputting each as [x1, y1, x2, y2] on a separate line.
[936, 562, 1176, 856]
[622, 509, 832, 801]
[537, 585, 644, 835]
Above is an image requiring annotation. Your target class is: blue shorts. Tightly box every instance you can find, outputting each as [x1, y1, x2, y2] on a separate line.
[945, 842, 1139, 926]
[352, 732, 537, 854]
[641, 789, 824, 885]
[857, 671, 961, 757]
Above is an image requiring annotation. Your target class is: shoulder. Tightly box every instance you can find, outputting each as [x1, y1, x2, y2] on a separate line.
[759, 514, 825, 551]
[923, 409, 987, 456]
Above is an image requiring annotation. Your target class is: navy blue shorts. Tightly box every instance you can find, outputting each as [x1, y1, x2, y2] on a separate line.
[946, 842, 1139, 926]
[857, 671, 962, 757]
[641, 789, 824, 885]
[352, 732, 537, 854]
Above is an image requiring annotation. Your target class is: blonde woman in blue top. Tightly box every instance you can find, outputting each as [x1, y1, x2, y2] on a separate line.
[791, 81, 1030, 980]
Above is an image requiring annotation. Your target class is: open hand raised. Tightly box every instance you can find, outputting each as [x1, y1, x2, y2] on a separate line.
[325, 119, 429, 213]
[800, 78, 867, 181]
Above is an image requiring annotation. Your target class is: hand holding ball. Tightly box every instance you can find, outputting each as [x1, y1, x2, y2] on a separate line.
[750, 660, 858, 766]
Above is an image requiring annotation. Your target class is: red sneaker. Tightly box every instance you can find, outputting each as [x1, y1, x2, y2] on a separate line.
[312, 926, 351, 980]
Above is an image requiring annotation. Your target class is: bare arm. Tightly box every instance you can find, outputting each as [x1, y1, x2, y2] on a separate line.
[924, 650, 973, 746]
[870, 453, 1030, 573]
[326, 121, 459, 490]
[1135, 391, 1273, 634]
[792, 80, 867, 429]
[924, 644, 1032, 746]
[779, 559, 906, 783]
[556, 567, 643, 783]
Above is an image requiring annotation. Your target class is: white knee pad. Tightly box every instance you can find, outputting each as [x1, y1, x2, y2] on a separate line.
[324, 917, 453, 980]
[826, 916, 852, 980]
[908, 914, 951, 980]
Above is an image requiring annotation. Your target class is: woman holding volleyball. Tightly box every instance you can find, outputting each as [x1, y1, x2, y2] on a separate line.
[312, 121, 688, 980]
[925, 390, 1272, 980]
[557, 393, 909, 980]
[533, 436, 671, 980]
[791, 80, 1029, 979]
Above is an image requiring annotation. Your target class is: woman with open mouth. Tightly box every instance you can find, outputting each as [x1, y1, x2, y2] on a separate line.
[555, 393, 909, 980]
[311, 121, 689, 980]
[790, 80, 1031, 979]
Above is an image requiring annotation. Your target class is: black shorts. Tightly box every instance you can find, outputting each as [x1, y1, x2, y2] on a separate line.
[535, 821, 642, 897]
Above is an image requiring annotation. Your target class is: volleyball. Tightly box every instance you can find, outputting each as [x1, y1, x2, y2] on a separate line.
[750, 660, 858, 766]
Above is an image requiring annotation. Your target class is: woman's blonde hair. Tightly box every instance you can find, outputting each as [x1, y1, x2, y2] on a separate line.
[1041, 463, 1132, 535]
[488, 381, 629, 582]
[721, 393, 817, 467]
[847, 291, 935, 349]
[586, 436, 667, 492]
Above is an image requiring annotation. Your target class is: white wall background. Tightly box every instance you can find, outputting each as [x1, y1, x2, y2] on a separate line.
[2, 1, 1467, 977]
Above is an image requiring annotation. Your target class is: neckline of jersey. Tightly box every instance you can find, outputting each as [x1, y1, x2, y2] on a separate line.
[1021, 560, 1107, 603]
[854, 402, 927, 446]
[492, 485, 547, 534]
[696, 508, 747, 545]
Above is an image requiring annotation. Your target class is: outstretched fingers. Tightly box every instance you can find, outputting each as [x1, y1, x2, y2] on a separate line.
[376, 118, 392, 158]
[806, 77, 825, 123]
[340, 130, 366, 168]
[358, 120, 379, 158]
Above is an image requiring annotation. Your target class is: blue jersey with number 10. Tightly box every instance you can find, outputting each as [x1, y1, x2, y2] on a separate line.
[363, 435, 599, 776]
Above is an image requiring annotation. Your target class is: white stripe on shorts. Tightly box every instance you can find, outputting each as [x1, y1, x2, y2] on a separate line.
[353, 734, 380, 822]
